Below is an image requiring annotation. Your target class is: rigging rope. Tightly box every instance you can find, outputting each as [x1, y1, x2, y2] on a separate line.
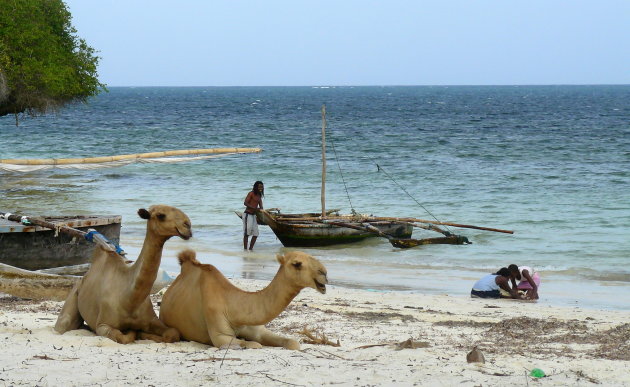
[326, 119, 445, 227]
[366, 154, 451, 231]
[326, 123, 356, 215]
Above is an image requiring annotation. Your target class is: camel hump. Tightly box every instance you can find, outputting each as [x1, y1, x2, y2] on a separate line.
[177, 249, 199, 266]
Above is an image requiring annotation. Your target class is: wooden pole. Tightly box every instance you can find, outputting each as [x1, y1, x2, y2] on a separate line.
[321, 105, 327, 219]
[0, 147, 262, 166]
[1, 212, 87, 239]
[274, 215, 513, 234]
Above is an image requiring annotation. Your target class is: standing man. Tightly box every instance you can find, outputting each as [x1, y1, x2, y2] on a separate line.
[243, 181, 264, 250]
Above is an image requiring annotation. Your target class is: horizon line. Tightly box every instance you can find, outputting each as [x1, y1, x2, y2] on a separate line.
[101, 83, 630, 88]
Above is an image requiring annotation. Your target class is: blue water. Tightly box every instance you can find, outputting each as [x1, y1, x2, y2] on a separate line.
[1, 86, 629, 310]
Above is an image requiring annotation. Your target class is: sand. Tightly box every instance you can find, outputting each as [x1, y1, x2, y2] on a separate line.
[1, 279, 629, 386]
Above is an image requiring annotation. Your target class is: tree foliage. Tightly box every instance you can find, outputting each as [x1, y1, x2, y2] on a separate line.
[0, 0, 105, 122]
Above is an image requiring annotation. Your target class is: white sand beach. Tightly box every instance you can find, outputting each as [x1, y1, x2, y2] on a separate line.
[1, 278, 629, 387]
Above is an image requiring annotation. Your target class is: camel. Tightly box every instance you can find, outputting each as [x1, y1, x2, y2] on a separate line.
[54, 205, 192, 344]
[159, 249, 328, 350]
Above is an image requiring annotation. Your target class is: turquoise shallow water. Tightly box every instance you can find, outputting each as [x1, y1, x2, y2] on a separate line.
[1, 86, 629, 310]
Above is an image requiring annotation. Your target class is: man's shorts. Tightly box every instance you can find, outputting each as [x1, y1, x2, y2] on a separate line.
[470, 289, 501, 299]
[243, 212, 259, 237]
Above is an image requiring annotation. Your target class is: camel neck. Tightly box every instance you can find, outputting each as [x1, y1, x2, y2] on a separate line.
[129, 234, 167, 304]
[234, 269, 301, 326]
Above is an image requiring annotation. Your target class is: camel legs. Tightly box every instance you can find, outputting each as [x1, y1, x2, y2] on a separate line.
[137, 318, 180, 343]
[95, 323, 137, 344]
[206, 318, 262, 349]
[54, 281, 84, 334]
[210, 332, 263, 349]
[238, 325, 300, 350]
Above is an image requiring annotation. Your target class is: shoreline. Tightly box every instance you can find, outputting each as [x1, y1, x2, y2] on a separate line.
[1, 279, 629, 386]
[123, 240, 630, 312]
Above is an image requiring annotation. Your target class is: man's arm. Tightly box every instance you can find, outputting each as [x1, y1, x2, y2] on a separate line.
[497, 277, 521, 299]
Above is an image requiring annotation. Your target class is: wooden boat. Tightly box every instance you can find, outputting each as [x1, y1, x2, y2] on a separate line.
[238, 106, 513, 248]
[237, 209, 413, 247]
[0, 262, 79, 301]
[236, 106, 416, 247]
[0, 213, 121, 270]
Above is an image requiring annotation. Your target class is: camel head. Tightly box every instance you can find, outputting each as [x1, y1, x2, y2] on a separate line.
[137, 205, 192, 240]
[277, 251, 327, 294]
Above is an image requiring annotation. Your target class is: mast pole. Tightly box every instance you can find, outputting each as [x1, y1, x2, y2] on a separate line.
[321, 104, 327, 219]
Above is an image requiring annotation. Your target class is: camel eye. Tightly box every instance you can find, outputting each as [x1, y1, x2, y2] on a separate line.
[157, 213, 166, 221]
[292, 262, 302, 270]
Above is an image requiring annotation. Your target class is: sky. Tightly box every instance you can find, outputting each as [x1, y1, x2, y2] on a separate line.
[64, 0, 630, 87]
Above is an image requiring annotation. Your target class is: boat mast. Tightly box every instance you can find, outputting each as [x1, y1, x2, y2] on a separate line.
[321, 104, 327, 219]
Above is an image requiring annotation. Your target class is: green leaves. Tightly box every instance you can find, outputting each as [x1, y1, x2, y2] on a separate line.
[0, 0, 106, 120]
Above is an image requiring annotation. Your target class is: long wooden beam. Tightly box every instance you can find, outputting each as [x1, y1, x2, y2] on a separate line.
[274, 215, 513, 234]
[0, 147, 262, 165]
[1, 212, 87, 239]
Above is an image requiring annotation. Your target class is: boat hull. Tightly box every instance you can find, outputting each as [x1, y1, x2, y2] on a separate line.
[273, 222, 412, 247]
[254, 211, 413, 247]
[0, 215, 121, 270]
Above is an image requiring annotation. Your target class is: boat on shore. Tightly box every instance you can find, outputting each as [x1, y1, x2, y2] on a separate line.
[235, 105, 415, 247]
[0, 213, 121, 270]
[237, 209, 413, 247]
[0, 262, 80, 301]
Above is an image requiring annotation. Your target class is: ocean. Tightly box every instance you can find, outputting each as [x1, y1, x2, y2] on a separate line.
[1, 85, 629, 310]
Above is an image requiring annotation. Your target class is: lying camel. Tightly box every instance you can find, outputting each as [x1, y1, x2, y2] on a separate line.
[54, 205, 192, 344]
[160, 249, 327, 350]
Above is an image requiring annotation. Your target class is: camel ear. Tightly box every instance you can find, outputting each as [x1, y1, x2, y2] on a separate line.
[276, 254, 286, 265]
[138, 208, 150, 219]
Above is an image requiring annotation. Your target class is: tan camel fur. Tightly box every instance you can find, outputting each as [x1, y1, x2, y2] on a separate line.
[160, 249, 327, 350]
[54, 205, 192, 344]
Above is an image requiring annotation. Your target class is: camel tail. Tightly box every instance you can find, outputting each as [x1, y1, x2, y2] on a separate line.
[177, 249, 199, 266]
